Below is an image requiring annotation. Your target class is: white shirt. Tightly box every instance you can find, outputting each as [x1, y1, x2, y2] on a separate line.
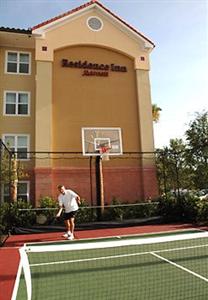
[58, 189, 79, 213]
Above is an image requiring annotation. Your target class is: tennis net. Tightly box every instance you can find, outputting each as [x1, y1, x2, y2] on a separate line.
[15, 231, 208, 300]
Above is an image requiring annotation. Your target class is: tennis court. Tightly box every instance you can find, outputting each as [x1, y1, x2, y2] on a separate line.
[14, 230, 208, 300]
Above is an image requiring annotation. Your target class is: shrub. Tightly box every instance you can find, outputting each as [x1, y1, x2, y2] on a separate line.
[102, 197, 159, 221]
[197, 198, 208, 224]
[110, 197, 124, 220]
[37, 196, 58, 225]
[0, 200, 36, 233]
[123, 202, 158, 220]
[101, 197, 124, 221]
[179, 193, 199, 222]
[76, 199, 96, 224]
[157, 192, 199, 222]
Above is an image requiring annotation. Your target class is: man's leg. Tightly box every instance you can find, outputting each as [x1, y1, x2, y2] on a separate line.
[66, 217, 75, 240]
[64, 219, 71, 232]
[64, 212, 77, 239]
[69, 217, 75, 235]
[62, 219, 71, 238]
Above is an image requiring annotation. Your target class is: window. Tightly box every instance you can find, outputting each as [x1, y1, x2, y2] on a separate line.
[5, 51, 31, 74]
[4, 91, 30, 116]
[17, 181, 30, 202]
[2, 181, 30, 202]
[3, 134, 29, 159]
[87, 16, 103, 31]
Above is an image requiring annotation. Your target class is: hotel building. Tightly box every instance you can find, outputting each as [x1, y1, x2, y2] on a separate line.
[0, 0, 158, 205]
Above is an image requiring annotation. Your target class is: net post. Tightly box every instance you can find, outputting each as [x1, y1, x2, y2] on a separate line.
[19, 246, 32, 300]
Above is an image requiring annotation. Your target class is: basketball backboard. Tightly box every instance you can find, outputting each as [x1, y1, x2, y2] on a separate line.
[82, 127, 123, 156]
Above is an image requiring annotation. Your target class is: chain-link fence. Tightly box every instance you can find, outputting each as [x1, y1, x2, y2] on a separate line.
[1, 148, 208, 238]
[1, 148, 208, 204]
[0, 150, 159, 206]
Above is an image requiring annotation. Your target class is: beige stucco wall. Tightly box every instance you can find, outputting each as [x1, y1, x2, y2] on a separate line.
[0, 47, 36, 155]
[35, 61, 53, 151]
[52, 45, 139, 153]
[136, 69, 155, 153]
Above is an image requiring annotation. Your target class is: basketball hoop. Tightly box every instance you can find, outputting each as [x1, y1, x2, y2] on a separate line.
[99, 146, 111, 161]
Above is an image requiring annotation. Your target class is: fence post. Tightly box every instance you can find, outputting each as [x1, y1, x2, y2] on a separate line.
[162, 151, 167, 196]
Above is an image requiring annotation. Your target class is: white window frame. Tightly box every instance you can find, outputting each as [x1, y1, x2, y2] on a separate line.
[3, 90, 30, 116]
[1, 181, 30, 203]
[2, 134, 30, 160]
[5, 50, 31, 75]
[17, 181, 30, 202]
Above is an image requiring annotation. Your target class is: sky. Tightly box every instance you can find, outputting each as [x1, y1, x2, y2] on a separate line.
[0, 0, 207, 148]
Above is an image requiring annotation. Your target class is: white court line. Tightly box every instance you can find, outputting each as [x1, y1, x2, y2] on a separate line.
[30, 243, 208, 267]
[151, 252, 208, 283]
[25, 232, 208, 252]
[11, 260, 22, 300]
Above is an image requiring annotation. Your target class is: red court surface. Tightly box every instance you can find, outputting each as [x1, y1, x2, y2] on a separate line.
[1, 223, 207, 300]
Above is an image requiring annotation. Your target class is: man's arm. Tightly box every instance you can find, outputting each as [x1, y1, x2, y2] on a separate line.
[56, 206, 63, 218]
[76, 195, 81, 205]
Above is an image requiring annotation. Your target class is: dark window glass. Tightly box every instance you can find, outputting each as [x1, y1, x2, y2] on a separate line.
[7, 62, 17, 73]
[6, 104, 16, 114]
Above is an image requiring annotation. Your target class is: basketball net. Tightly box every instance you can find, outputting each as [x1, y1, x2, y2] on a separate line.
[99, 146, 110, 161]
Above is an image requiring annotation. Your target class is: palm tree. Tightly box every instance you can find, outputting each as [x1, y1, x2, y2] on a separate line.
[152, 103, 162, 123]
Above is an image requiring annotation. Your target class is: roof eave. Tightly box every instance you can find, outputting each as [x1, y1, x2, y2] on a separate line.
[31, 0, 155, 48]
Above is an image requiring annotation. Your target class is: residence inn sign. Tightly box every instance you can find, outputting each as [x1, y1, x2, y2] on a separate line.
[62, 59, 127, 77]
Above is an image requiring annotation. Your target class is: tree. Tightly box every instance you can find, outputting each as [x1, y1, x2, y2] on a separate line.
[185, 111, 208, 189]
[156, 111, 208, 195]
[0, 140, 27, 202]
[152, 103, 162, 123]
[156, 138, 192, 195]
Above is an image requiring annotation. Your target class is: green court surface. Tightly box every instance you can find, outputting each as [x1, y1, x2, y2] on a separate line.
[15, 230, 208, 300]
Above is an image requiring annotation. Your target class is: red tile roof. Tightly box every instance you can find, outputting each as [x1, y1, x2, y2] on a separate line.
[0, 27, 32, 34]
[32, 0, 155, 47]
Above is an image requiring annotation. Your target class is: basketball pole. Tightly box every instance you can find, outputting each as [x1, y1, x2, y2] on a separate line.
[95, 155, 104, 220]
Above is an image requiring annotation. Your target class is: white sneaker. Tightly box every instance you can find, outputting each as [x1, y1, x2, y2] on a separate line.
[67, 234, 74, 240]
[62, 232, 71, 238]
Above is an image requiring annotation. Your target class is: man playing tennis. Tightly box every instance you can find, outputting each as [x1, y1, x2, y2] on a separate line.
[56, 185, 81, 240]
